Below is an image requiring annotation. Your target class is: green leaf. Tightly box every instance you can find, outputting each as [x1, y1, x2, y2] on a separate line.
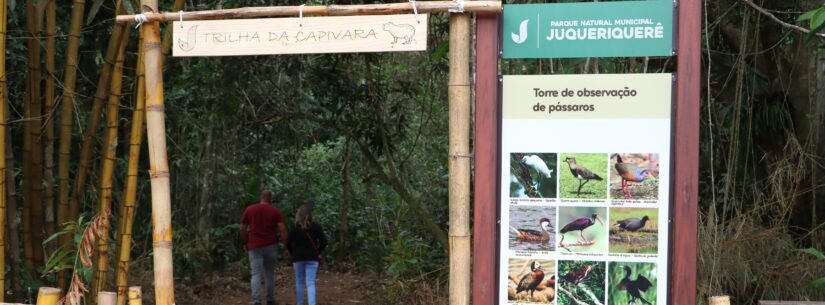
[811, 9, 825, 32]
[85, 0, 105, 25]
[796, 248, 825, 260]
[812, 276, 825, 289]
[798, 9, 817, 22]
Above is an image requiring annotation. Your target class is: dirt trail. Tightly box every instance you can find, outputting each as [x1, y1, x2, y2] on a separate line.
[174, 266, 380, 305]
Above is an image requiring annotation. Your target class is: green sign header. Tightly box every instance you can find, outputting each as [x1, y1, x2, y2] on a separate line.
[503, 1, 674, 59]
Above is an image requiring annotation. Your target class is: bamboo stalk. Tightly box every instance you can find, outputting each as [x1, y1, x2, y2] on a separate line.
[29, 0, 46, 267]
[91, 26, 130, 302]
[115, 34, 145, 305]
[447, 10, 471, 305]
[23, 0, 44, 271]
[0, 0, 6, 299]
[98, 292, 116, 305]
[56, 0, 88, 289]
[127, 287, 142, 305]
[35, 287, 60, 305]
[43, 0, 57, 251]
[709, 296, 730, 305]
[140, 0, 176, 303]
[68, 0, 126, 224]
[116, 1, 500, 23]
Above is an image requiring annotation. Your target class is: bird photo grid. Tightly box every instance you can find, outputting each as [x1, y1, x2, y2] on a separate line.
[499, 74, 672, 305]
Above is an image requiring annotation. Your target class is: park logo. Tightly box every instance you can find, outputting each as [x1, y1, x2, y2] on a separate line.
[511, 19, 529, 44]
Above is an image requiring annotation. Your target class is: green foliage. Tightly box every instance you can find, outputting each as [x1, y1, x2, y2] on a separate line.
[795, 248, 825, 289]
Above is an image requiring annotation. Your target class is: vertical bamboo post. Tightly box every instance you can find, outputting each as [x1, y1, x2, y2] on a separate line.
[28, 0, 45, 265]
[35, 287, 60, 305]
[56, 0, 88, 288]
[127, 287, 142, 305]
[43, 0, 56, 244]
[115, 34, 145, 305]
[140, 0, 176, 303]
[0, 0, 6, 299]
[91, 26, 130, 301]
[97, 292, 116, 305]
[448, 9, 471, 305]
[68, 0, 126, 223]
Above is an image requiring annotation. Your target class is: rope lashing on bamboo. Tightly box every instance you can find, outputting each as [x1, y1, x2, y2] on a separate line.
[410, 0, 419, 23]
[134, 13, 149, 28]
[448, 0, 464, 13]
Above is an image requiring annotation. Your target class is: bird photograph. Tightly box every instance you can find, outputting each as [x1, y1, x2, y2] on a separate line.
[558, 206, 607, 252]
[509, 206, 557, 251]
[609, 262, 657, 305]
[609, 153, 659, 200]
[558, 260, 605, 305]
[508, 259, 556, 303]
[510, 153, 558, 198]
[609, 207, 659, 254]
[560, 154, 608, 199]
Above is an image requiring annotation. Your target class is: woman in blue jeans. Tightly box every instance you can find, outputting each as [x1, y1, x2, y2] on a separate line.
[286, 205, 327, 305]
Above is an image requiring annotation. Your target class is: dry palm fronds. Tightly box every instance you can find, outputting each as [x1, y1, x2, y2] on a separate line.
[59, 212, 111, 305]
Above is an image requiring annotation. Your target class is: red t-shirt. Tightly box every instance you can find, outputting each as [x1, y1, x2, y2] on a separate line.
[241, 203, 285, 251]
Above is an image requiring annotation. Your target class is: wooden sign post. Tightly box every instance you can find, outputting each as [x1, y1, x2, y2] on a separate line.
[172, 14, 428, 56]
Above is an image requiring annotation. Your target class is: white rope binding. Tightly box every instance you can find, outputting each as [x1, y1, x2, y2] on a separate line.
[409, 0, 419, 23]
[299, 4, 305, 26]
[448, 0, 464, 13]
[134, 13, 149, 28]
[179, 10, 184, 28]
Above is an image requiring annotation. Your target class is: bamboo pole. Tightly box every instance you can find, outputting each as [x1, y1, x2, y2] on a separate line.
[0, 0, 6, 299]
[35, 287, 60, 305]
[127, 287, 141, 305]
[56, 0, 88, 289]
[116, 1, 500, 23]
[98, 292, 116, 305]
[709, 296, 731, 305]
[28, 0, 46, 267]
[91, 27, 130, 302]
[447, 9, 471, 305]
[68, 0, 126, 223]
[43, 0, 57, 250]
[140, 0, 176, 303]
[115, 34, 145, 305]
[23, 0, 44, 271]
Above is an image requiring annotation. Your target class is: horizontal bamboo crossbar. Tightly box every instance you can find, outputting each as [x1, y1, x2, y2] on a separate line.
[115, 1, 501, 23]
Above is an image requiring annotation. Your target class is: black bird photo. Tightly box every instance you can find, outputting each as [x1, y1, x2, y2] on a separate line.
[609, 262, 657, 305]
[609, 207, 659, 254]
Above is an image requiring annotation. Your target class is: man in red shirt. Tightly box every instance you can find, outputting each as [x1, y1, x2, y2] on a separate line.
[241, 190, 287, 305]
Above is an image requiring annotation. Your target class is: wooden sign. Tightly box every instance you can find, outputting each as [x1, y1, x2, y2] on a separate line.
[172, 14, 428, 57]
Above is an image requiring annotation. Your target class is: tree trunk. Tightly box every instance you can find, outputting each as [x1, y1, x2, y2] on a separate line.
[115, 34, 145, 305]
[42, 0, 56, 253]
[336, 137, 351, 262]
[91, 26, 129, 303]
[68, 0, 126, 224]
[56, 0, 87, 289]
[141, 0, 176, 302]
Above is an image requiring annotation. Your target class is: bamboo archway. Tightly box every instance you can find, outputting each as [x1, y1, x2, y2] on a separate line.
[113, 1, 502, 305]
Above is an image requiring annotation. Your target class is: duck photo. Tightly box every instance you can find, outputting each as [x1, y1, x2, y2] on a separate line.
[609, 153, 659, 200]
[510, 153, 558, 199]
[508, 259, 556, 304]
[509, 206, 557, 251]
